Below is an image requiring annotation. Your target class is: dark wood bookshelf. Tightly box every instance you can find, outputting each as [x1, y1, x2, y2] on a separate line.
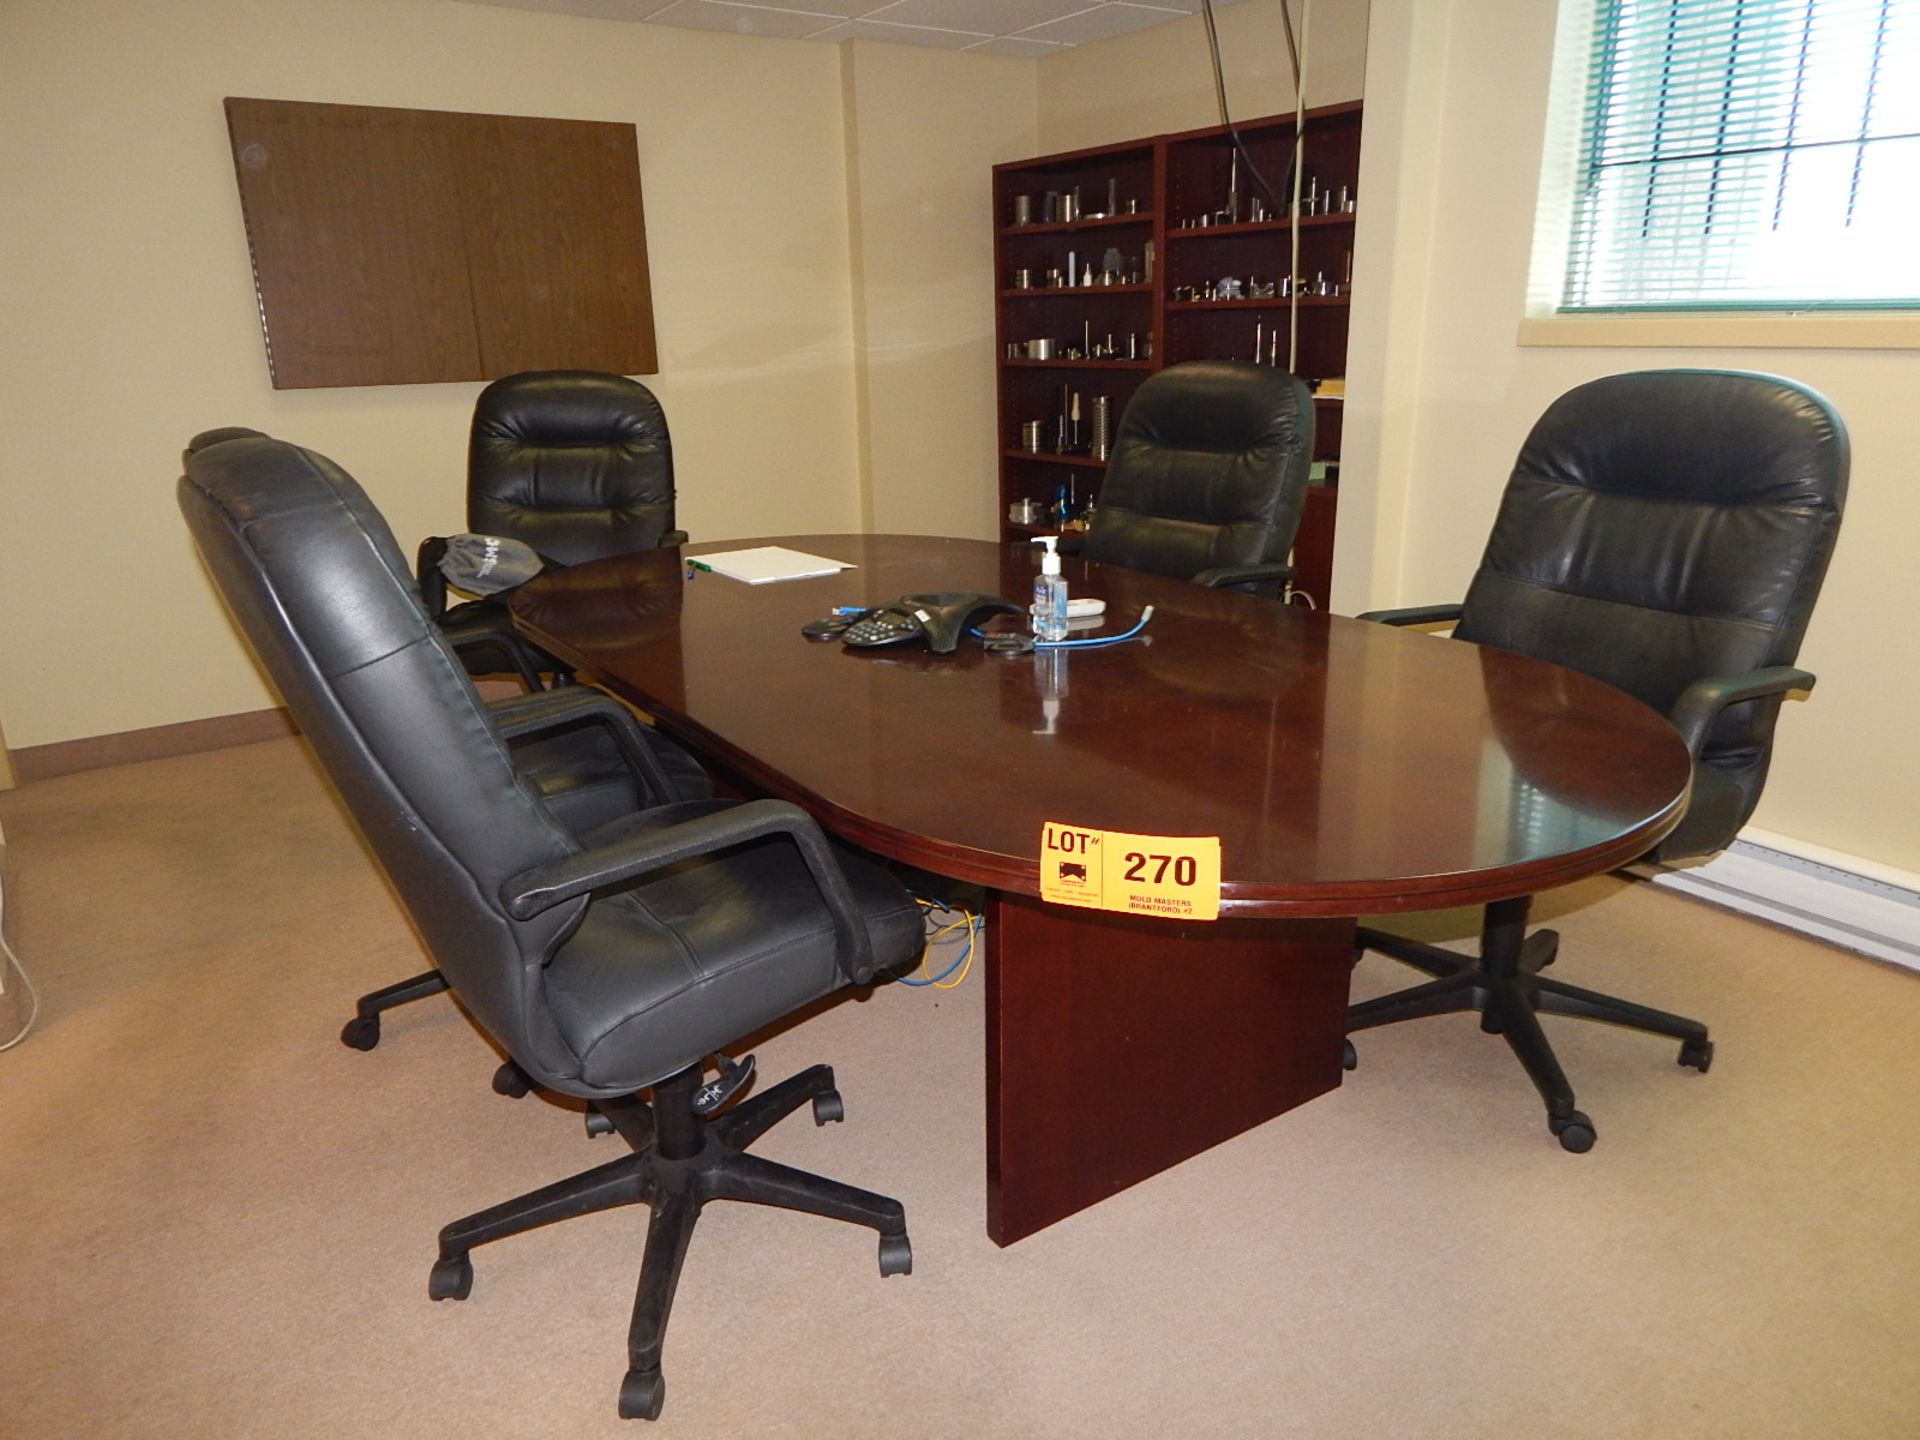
[1003, 359, 1155, 370]
[1164, 298, 1351, 312]
[991, 100, 1363, 608]
[998, 284, 1155, 298]
[1165, 213, 1357, 240]
[999, 213, 1157, 237]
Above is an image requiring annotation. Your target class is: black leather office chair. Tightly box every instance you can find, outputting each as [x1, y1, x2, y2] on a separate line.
[337, 680, 713, 1096]
[1080, 359, 1314, 597]
[181, 436, 924, 1420]
[1349, 370, 1848, 1152]
[183, 430, 712, 1073]
[422, 370, 688, 688]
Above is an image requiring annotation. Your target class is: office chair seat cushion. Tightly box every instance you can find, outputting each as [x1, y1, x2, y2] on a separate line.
[542, 800, 925, 1091]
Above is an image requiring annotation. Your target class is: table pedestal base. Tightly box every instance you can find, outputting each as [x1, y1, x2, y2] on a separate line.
[984, 892, 1354, 1246]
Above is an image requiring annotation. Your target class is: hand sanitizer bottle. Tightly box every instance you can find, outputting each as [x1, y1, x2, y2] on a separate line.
[1031, 536, 1069, 642]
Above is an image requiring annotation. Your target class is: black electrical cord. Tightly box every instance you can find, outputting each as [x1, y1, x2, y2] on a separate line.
[1198, 0, 1303, 215]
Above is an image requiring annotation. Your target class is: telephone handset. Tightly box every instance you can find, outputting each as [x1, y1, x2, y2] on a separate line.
[805, 591, 1023, 654]
[839, 606, 928, 648]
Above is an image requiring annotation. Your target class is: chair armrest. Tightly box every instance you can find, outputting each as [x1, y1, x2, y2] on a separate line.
[489, 687, 680, 803]
[1192, 562, 1295, 594]
[489, 686, 604, 736]
[502, 799, 878, 984]
[447, 628, 548, 693]
[1355, 603, 1465, 627]
[416, 536, 451, 620]
[1667, 667, 1816, 758]
[660, 529, 689, 548]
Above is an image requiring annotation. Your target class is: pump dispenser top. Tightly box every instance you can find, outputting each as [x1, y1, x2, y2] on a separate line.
[1030, 535, 1069, 642]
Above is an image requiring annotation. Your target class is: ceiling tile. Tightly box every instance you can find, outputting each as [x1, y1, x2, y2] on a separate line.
[1109, 0, 1248, 13]
[461, 0, 684, 18]
[966, 34, 1073, 56]
[732, 0, 889, 17]
[455, 0, 1216, 47]
[1014, 2, 1188, 43]
[868, 0, 1091, 34]
[808, 18, 993, 47]
[644, 1, 848, 38]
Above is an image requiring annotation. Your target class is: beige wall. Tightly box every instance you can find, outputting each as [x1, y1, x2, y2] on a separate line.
[841, 41, 1036, 540]
[1037, 0, 1370, 152]
[0, 0, 1030, 749]
[1339, 0, 1919, 871]
[10, 0, 1905, 878]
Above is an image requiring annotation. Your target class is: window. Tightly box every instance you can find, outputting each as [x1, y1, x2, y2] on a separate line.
[1561, 0, 1920, 312]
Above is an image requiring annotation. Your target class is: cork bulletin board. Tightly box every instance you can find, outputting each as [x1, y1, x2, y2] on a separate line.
[224, 98, 657, 389]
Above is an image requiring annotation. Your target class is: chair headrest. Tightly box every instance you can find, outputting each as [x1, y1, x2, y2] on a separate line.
[472, 370, 667, 451]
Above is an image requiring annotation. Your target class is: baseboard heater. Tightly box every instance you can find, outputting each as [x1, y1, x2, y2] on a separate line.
[1635, 829, 1920, 975]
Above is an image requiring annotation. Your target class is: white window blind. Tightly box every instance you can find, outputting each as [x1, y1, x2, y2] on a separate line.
[1563, 0, 1920, 311]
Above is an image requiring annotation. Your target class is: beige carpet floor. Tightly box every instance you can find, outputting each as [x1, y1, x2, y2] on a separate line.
[2, 736, 1917, 1439]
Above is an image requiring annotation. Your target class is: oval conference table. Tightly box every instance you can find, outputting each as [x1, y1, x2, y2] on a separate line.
[513, 535, 1692, 1245]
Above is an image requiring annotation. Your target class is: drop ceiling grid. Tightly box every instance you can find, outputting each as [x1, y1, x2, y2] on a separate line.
[462, 0, 1247, 52]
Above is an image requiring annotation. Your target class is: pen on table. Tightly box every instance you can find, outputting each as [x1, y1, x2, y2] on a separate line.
[686, 560, 713, 576]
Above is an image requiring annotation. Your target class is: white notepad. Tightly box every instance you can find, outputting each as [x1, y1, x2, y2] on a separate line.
[691, 546, 856, 585]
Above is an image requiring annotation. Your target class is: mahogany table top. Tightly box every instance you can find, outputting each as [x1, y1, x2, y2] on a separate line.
[512, 534, 1690, 918]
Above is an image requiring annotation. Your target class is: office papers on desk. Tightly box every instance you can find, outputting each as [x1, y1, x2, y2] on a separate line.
[691, 547, 856, 584]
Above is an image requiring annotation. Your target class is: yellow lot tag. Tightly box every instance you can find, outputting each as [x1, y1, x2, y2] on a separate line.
[1038, 822, 1222, 921]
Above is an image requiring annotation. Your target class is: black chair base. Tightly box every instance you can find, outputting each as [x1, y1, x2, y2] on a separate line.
[342, 970, 538, 1099]
[1349, 896, 1713, 1152]
[429, 1063, 911, 1421]
[339, 968, 450, 1050]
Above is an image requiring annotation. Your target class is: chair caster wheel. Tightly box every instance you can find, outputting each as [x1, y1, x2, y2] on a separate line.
[1479, 1010, 1505, 1035]
[1341, 1039, 1357, 1071]
[618, 1367, 665, 1420]
[878, 1233, 913, 1278]
[429, 1253, 472, 1301]
[1678, 1037, 1714, 1073]
[492, 1061, 532, 1098]
[585, 1107, 616, 1138]
[340, 1016, 380, 1051]
[1549, 1111, 1596, 1154]
[812, 1090, 845, 1125]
